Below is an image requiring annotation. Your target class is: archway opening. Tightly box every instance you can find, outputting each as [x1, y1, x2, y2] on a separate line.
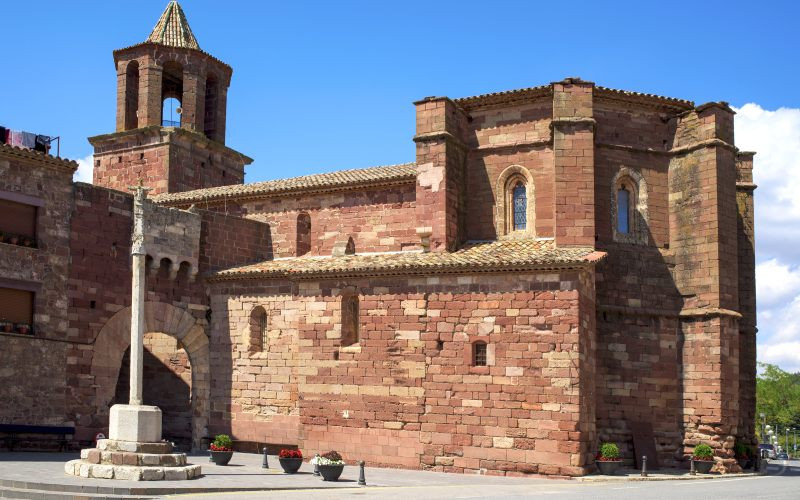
[113, 332, 193, 451]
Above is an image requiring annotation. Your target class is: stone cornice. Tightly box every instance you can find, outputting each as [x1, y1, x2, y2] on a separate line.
[412, 131, 468, 150]
[679, 307, 743, 319]
[736, 182, 757, 191]
[88, 125, 254, 164]
[474, 138, 552, 153]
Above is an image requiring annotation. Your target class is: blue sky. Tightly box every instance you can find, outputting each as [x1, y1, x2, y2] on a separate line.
[3, 1, 800, 372]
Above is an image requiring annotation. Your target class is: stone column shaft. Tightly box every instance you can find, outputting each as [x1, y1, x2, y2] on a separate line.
[129, 184, 149, 405]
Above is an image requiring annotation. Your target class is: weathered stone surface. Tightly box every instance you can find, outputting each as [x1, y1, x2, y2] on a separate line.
[109, 404, 162, 443]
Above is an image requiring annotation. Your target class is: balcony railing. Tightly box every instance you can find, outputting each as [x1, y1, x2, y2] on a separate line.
[162, 119, 181, 127]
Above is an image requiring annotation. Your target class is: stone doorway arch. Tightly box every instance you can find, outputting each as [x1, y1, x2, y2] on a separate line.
[90, 301, 209, 450]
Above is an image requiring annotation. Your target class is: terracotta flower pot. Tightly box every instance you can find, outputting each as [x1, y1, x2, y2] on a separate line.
[693, 459, 714, 473]
[318, 464, 344, 481]
[210, 450, 233, 465]
[279, 457, 303, 474]
[596, 460, 622, 475]
[16, 325, 30, 335]
[2, 323, 12, 333]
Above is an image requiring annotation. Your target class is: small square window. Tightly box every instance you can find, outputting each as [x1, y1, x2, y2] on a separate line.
[473, 342, 487, 367]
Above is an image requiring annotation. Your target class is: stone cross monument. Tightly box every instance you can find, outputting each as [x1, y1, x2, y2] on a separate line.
[107, 182, 163, 442]
[65, 181, 200, 480]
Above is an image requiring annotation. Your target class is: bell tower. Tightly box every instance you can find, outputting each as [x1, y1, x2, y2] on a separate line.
[89, 1, 252, 195]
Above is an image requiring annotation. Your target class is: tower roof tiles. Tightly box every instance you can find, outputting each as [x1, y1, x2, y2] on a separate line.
[146, 1, 200, 50]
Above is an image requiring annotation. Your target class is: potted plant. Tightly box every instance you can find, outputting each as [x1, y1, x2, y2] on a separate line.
[0, 319, 12, 333]
[22, 238, 33, 247]
[733, 442, 751, 470]
[312, 450, 345, 481]
[595, 442, 622, 475]
[16, 323, 31, 335]
[9, 234, 19, 245]
[209, 434, 234, 465]
[692, 443, 715, 473]
[278, 448, 304, 473]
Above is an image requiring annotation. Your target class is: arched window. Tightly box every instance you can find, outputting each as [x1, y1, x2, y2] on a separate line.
[473, 341, 487, 366]
[512, 181, 527, 230]
[162, 97, 181, 127]
[249, 306, 268, 354]
[124, 61, 139, 131]
[296, 213, 311, 256]
[611, 167, 648, 244]
[204, 73, 219, 140]
[617, 187, 630, 234]
[341, 294, 359, 347]
[496, 166, 535, 238]
[161, 61, 183, 127]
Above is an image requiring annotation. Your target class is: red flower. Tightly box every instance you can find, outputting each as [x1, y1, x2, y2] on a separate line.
[279, 448, 303, 459]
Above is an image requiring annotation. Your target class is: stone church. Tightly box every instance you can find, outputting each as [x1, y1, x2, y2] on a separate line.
[0, 1, 756, 477]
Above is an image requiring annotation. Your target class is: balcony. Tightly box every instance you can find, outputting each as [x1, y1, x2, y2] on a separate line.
[162, 119, 181, 128]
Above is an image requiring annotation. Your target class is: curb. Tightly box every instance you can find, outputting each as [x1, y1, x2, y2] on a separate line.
[577, 472, 761, 483]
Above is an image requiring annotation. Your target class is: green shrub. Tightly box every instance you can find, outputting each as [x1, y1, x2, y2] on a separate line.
[599, 442, 620, 460]
[693, 444, 714, 460]
[213, 434, 233, 450]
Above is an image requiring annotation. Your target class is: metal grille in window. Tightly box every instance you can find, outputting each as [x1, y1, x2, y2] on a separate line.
[473, 342, 487, 366]
[259, 312, 268, 352]
[513, 182, 526, 230]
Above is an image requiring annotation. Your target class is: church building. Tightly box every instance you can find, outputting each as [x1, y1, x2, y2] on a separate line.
[0, 1, 757, 477]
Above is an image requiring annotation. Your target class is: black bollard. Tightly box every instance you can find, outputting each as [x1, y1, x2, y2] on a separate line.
[690, 457, 696, 475]
[262, 445, 269, 469]
[641, 455, 648, 477]
[313, 454, 320, 476]
[358, 460, 366, 486]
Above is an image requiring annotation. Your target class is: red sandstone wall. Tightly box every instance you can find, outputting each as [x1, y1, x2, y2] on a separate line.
[239, 185, 418, 258]
[209, 271, 596, 477]
[199, 209, 272, 272]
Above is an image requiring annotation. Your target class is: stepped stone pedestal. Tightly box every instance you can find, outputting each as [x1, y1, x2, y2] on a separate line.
[65, 405, 201, 481]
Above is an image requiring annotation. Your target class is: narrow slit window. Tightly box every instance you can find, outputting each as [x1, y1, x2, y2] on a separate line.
[512, 182, 526, 230]
[473, 342, 487, 366]
[259, 311, 268, 352]
[617, 188, 630, 234]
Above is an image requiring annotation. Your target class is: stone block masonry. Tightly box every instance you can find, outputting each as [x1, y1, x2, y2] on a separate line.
[210, 271, 597, 477]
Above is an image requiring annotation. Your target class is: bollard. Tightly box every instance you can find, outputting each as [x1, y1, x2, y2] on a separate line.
[690, 457, 696, 475]
[641, 455, 648, 477]
[358, 460, 366, 486]
[313, 454, 320, 476]
[262, 445, 269, 469]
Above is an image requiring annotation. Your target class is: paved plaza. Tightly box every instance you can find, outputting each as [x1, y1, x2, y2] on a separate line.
[0, 452, 798, 499]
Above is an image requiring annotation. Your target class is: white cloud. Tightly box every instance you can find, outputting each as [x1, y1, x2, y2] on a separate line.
[73, 154, 94, 183]
[734, 104, 800, 373]
[755, 259, 800, 310]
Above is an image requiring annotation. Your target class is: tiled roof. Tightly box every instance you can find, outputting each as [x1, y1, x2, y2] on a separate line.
[210, 239, 605, 281]
[0, 143, 78, 173]
[146, 1, 200, 50]
[594, 86, 694, 109]
[153, 162, 417, 205]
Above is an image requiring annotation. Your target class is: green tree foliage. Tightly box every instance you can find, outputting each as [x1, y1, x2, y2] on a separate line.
[756, 363, 800, 450]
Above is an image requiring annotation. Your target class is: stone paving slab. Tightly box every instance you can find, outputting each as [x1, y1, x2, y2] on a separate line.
[0, 452, 764, 497]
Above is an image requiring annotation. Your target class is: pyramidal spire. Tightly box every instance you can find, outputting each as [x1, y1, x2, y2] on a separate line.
[146, 1, 200, 50]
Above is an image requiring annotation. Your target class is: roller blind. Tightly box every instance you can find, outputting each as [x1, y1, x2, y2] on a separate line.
[0, 287, 34, 324]
[0, 199, 37, 239]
